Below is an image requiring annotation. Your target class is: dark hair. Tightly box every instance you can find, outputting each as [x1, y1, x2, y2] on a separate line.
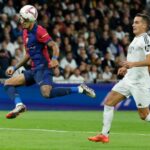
[135, 13, 150, 30]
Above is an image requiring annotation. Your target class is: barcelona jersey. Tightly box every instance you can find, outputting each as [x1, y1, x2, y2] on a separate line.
[22, 24, 53, 86]
[23, 24, 52, 69]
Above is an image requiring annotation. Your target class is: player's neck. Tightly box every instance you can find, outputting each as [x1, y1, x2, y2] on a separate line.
[135, 32, 147, 37]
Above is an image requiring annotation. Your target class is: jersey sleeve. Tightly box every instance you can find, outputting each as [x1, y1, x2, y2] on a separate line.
[143, 35, 150, 55]
[36, 26, 52, 44]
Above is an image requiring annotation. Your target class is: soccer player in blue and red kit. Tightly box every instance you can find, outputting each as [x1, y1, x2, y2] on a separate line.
[4, 5, 96, 119]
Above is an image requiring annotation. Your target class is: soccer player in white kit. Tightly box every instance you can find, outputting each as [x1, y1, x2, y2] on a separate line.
[88, 13, 150, 143]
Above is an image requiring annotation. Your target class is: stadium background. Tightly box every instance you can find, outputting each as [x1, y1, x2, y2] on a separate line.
[0, 1, 150, 150]
[0, 0, 148, 110]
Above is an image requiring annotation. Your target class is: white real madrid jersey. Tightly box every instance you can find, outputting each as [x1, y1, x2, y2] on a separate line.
[124, 33, 150, 84]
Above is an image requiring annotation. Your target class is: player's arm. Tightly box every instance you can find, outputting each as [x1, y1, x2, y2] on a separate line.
[6, 54, 30, 76]
[14, 54, 30, 70]
[47, 40, 59, 59]
[123, 54, 150, 68]
[47, 40, 59, 68]
[117, 67, 127, 76]
[37, 26, 59, 68]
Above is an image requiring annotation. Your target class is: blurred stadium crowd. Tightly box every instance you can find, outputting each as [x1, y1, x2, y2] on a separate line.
[0, 0, 149, 83]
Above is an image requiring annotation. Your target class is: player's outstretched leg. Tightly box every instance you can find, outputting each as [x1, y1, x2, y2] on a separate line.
[6, 104, 26, 119]
[48, 83, 96, 98]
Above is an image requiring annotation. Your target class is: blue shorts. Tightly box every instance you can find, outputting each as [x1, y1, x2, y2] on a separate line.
[23, 68, 53, 86]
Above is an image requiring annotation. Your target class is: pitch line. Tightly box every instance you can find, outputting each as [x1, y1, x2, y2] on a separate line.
[0, 127, 150, 136]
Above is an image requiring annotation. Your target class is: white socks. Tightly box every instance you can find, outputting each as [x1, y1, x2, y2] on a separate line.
[101, 106, 150, 136]
[102, 105, 114, 136]
[145, 113, 150, 121]
[16, 103, 24, 107]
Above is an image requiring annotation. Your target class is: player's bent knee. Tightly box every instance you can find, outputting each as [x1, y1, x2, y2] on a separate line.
[41, 91, 50, 98]
[104, 97, 115, 106]
[40, 85, 52, 98]
[104, 91, 125, 106]
[41, 89, 51, 98]
[105, 101, 112, 106]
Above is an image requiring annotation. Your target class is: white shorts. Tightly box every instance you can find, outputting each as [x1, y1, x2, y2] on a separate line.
[112, 79, 150, 108]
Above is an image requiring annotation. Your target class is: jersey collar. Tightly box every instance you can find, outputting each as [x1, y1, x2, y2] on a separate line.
[135, 32, 147, 38]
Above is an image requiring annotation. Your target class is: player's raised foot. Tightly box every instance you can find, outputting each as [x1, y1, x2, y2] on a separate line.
[6, 104, 26, 119]
[88, 134, 109, 143]
[79, 83, 96, 98]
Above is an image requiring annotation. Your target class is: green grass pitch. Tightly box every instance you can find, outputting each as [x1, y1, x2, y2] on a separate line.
[0, 111, 150, 150]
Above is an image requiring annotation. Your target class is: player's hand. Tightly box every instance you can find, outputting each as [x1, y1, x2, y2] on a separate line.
[6, 66, 16, 76]
[121, 61, 135, 69]
[49, 59, 59, 68]
[117, 67, 127, 76]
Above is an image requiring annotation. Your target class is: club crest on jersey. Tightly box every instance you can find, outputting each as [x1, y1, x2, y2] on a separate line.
[145, 45, 150, 52]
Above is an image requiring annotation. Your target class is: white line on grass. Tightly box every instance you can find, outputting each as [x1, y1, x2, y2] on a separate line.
[0, 127, 150, 136]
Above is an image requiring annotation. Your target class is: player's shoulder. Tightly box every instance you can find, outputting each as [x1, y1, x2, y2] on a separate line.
[37, 25, 45, 29]
[36, 25, 49, 37]
[140, 33, 150, 44]
[37, 25, 47, 32]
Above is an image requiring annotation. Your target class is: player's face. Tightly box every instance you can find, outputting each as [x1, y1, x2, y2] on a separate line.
[19, 16, 32, 29]
[132, 16, 147, 36]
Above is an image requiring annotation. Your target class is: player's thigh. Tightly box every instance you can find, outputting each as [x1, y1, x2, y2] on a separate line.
[137, 107, 150, 120]
[5, 74, 26, 86]
[34, 69, 52, 86]
[105, 80, 131, 106]
[131, 86, 150, 108]
[131, 86, 150, 120]
[34, 69, 53, 97]
[24, 70, 35, 86]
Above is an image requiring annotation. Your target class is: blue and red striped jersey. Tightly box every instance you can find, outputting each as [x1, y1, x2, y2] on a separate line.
[23, 24, 52, 69]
